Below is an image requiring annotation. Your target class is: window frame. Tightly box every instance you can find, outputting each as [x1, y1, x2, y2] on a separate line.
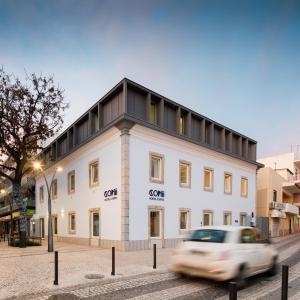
[179, 208, 191, 232]
[223, 211, 232, 225]
[203, 210, 214, 226]
[273, 189, 277, 202]
[240, 212, 247, 226]
[149, 209, 161, 238]
[240, 177, 248, 197]
[68, 212, 76, 234]
[39, 185, 44, 203]
[51, 179, 58, 200]
[204, 167, 214, 192]
[68, 170, 76, 194]
[89, 159, 99, 188]
[179, 160, 191, 188]
[224, 172, 233, 195]
[149, 152, 164, 184]
[52, 214, 58, 235]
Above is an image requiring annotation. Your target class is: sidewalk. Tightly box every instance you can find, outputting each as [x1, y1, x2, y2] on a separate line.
[0, 241, 173, 299]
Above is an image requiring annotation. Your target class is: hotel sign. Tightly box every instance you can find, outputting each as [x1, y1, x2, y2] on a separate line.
[104, 188, 118, 201]
[149, 189, 165, 201]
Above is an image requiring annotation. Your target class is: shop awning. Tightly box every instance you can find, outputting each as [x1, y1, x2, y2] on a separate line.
[271, 210, 282, 218]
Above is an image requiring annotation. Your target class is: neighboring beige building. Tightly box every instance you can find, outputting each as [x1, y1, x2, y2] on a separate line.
[257, 153, 300, 237]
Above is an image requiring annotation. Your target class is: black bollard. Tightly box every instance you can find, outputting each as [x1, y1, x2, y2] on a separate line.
[53, 251, 58, 285]
[111, 247, 115, 276]
[281, 265, 289, 300]
[229, 281, 237, 300]
[153, 244, 157, 269]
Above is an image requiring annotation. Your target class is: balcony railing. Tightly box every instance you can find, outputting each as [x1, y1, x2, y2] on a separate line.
[287, 174, 300, 183]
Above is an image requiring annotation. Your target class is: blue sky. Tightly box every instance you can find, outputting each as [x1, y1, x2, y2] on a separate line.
[1, 0, 300, 158]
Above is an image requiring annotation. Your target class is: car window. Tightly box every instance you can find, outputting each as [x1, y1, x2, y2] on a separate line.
[240, 228, 256, 243]
[189, 229, 227, 243]
[253, 229, 268, 243]
[240, 228, 269, 243]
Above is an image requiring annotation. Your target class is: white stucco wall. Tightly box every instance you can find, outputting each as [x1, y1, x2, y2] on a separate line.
[129, 125, 257, 241]
[35, 127, 122, 241]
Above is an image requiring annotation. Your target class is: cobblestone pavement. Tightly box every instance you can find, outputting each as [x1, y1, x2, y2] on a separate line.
[2, 233, 300, 300]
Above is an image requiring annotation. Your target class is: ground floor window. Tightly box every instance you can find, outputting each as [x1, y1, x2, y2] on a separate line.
[223, 212, 232, 225]
[40, 218, 45, 238]
[52, 216, 58, 235]
[203, 211, 213, 226]
[150, 210, 160, 238]
[68, 212, 76, 233]
[92, 212, 100, 237]
[240, 213, 247, 226]
[179, 209, 191, 231]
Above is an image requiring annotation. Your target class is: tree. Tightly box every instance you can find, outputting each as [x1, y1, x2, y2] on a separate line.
[0, 68, 68, 247]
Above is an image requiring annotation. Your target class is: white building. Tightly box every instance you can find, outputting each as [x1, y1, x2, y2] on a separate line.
[34, 78, 261, 250]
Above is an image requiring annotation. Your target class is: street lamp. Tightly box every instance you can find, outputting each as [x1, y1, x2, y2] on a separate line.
[33, 161, 63, 252]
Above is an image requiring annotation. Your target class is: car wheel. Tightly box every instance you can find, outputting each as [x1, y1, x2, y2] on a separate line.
[234, 265, 247, 290]
[267, 257, 278, 276]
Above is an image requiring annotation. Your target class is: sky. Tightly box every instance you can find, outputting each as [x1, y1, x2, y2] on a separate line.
[0, 0, 300, 158]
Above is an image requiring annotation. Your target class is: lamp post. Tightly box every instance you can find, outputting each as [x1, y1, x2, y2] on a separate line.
[33, 162, 62, 252]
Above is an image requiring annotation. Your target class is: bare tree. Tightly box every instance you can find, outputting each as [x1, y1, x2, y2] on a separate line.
[0, 68, 68, 247]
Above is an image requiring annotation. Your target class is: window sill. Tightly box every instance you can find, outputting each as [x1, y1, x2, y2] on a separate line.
[150, 178, 164, 184]
[179, 184, 191, 189]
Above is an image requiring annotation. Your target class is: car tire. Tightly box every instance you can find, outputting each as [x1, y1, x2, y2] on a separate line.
[267, 257, 278, 276]
[234, 265, 247, 290]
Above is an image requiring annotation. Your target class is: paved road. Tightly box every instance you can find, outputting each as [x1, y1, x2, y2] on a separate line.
[15, 234, 300, 300]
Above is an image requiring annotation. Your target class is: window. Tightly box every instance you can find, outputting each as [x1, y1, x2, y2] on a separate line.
[273, 190, 277, 202]
[240, 228, 255, 243]
[179, 161, 191, 188]
[92, 212, 100, 237]
[179, 209, 190, 231]
[89, 160, 99, 187]
[150, 102, 157, 125]
[223, 212, 232, 225]
[68, 171, 75, 194]
[189, 229, 227, 243]
[241, 177, 248, 197]
[203, 211, 213, 226]
[179, 114, 184, 135]
[69, 212, 76, 233]
[39, 186, 44, 203]
[52, 215, 58, 235]
[51, 179, 57, 200]
[240, 213, 247, 226]
[150, 211, 160, 238]
[149, 153, 164, 183]
[204, 168, 214, 191]
[224, 173, 232, 194]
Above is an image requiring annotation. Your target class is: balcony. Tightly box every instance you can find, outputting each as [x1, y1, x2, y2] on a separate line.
[269, 201, 299, 216]
[283, 174, 300, 194]
[283, 203, 299, 215]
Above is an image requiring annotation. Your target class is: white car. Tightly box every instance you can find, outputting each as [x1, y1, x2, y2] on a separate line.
[171, 226, 278, 287]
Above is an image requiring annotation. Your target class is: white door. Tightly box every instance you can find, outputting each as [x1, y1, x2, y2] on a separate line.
[149, 209, 164, 248]
[90, 211, 100, 247]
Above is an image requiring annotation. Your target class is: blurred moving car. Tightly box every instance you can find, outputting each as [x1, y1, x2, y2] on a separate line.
[171, 226, 278, 287]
